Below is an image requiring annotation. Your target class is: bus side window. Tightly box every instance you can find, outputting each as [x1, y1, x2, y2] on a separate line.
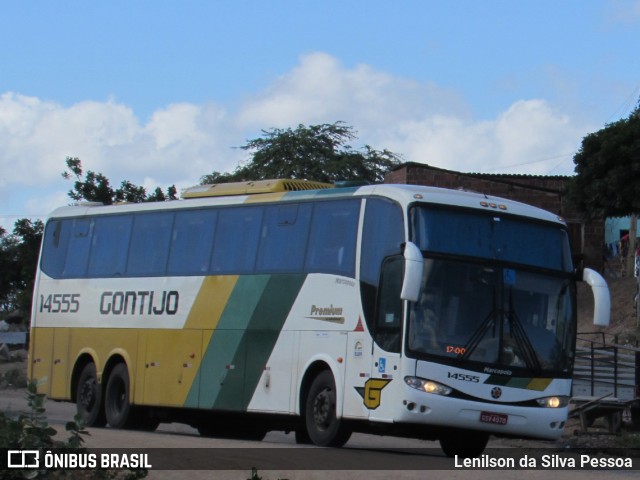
[127, 212, 174, 276]
[64, 219, 92, 278]
[41, 220, 70, 278]
[360, 198, 404, 285]
[87, 215, 133, 277]
[374, 256, 403, 353]
[256, 204, 312, 273]
[168, 209, 217, 275]
[305, 200, 359, 276]
[211, 206, 263, 274]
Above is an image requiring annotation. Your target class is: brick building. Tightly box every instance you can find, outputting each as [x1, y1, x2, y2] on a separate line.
[384, 162, 604, 273]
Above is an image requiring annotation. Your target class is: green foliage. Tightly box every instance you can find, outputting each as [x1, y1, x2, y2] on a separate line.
[0, 381, 147, 479]
[0, 219, 43, 316]
[201, 122, 401, 185]
[567, 103, 640, 219]
[62, 157, 177, 205]
[619, 431, 640, 448]
[247, 468, 263, 480]
[246, 468, 288, 480]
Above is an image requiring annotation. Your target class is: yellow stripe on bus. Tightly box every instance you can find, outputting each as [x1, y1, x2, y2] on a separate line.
[141, 275, 241, 407]
[184, 275, 239, 331]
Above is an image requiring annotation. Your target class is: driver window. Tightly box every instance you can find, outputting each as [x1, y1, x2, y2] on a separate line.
[374, 256, 403, 353]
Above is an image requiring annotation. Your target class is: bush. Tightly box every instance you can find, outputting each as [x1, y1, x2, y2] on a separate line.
[0, 381, 147, 479]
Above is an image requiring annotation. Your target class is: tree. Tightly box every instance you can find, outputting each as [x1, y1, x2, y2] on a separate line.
[0, 219, 43, 317]
[0, 226, 17, 312]
[62, 157, 178, 204]
[567, 102, 640, 277]
[200, 122, 401, 185]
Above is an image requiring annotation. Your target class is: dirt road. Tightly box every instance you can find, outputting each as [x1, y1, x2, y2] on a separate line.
[1, 388, 638, 480]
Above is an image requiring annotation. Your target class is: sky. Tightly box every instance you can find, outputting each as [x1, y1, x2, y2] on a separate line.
[1, 0, 639, 231]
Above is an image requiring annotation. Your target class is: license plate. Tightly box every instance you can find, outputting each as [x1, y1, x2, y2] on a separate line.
[480, 411, 508, 425]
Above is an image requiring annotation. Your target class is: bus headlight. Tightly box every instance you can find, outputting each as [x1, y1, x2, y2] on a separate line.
[535, 396, 569, 408]
[404, 376, 452, 396]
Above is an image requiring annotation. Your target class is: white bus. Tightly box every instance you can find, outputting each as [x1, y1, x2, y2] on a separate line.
[29, 179, 610, 456]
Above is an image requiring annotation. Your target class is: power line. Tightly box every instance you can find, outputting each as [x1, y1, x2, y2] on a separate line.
[546, 154, 575, 175]
[481, 152, 575, 173]
[605, 85, 640, 124]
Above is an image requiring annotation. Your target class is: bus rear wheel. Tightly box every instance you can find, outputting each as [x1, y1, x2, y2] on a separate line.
[304, 370, 351, 447]
[76, 362, 106, 427]
[104, 363, 133, 429]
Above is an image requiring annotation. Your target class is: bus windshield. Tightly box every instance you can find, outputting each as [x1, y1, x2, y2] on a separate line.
[407, 206, 575, 374]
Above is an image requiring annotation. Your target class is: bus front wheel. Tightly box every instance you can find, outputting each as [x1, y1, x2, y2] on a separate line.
[104, 363, 133, 429]
[76, 362, 106, 427]
[304, 370, 351, 447]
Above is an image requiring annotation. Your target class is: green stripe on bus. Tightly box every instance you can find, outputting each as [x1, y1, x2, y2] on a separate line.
[214, 274, 306, 411]
[241, 274, 306, 408]
[185, 275, 270, 408]
[185, 274, 306, 410]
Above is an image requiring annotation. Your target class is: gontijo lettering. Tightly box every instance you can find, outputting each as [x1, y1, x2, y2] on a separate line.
[99, 290, 179, 315]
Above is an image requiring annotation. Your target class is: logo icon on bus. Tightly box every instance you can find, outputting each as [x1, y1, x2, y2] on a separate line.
[355, 378, 392, 410]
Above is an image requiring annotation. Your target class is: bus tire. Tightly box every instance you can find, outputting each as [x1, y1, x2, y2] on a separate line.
[304, 370, 352, 447]
[76, 363, 106, 427]
[104, 363, 133, 429]
[439, 430, 489, 458]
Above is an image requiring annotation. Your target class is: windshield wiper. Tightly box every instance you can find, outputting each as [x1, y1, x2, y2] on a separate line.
[458, 289, 498, 362]
[505, 289, 542, 372]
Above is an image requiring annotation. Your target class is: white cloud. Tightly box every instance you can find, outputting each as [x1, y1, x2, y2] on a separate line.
[236, 52, 469, 134]
[238, 53, 593, 176]
[0, 93, 241, 190]
[385, 99, 592, 175]
[0, 52, 598, 230]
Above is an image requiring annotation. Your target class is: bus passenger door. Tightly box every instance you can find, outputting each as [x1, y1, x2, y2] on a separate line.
[368, 256, 403, 422]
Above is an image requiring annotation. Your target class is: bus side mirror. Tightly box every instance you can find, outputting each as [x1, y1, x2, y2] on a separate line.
[401, 242, 423, 303]
[582, 268, 610, 327]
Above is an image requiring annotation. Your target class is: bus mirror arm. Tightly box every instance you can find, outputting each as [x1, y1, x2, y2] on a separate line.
[401, 242, 423, 303]
[582, 268, 610, 327]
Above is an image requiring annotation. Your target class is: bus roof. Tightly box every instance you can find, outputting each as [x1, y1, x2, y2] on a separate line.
[46, 182, 564, 226]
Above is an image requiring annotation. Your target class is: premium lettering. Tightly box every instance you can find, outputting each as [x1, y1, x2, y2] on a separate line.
[310, 305, 343, 316]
